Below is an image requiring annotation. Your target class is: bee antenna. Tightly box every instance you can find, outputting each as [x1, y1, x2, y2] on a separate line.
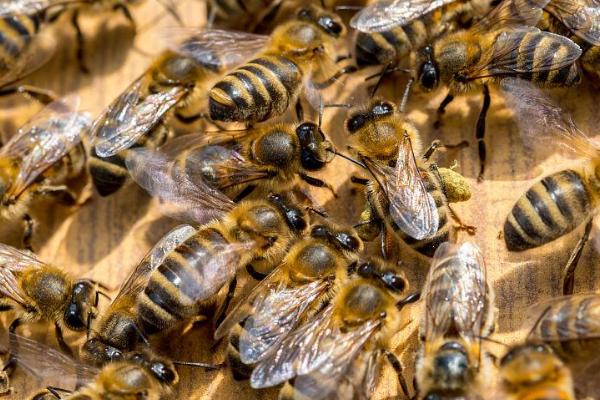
[396, 292, 420, 309]
[335, 5, 363, 11]
[327, 148, 366, 168]
[477, 335, 509, 348]
[172, 360, 224, 370]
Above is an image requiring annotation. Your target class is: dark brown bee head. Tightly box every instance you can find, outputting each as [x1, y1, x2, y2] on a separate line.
[355, 260, 407, 293]
[82, 337, 124, 366]
[417, 46, 439, 91]
[310, 224, 361, 253]
[296, 122, 334, 171]
[63, 280, 98, 331]
[297, 5, 345, 38]
[127, 352, 179, 386]
[268, 193, 307, 233]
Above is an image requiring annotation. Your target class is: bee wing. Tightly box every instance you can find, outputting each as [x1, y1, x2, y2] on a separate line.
[238, 279, 331, 364]
[0, 97, 90, 199]
[424, 242, 488, 350]
[500, 77, 599, 159]
[112, 224, 197, 303]
[0, 243, 46, 307]
[125, 142, 235, 225]
[545, 0, 600, 45]
[526, 294, 600, 342]
[350, 0, 459, 33]
[462, 28, 582, 81]
[250, 305, 381, 389]
[0, 0, 49, 15]
[92, 78, 187, 158]
[9, 333, 98, 389]
[469, 0, 549, 34]
[160, 28, 269, 71]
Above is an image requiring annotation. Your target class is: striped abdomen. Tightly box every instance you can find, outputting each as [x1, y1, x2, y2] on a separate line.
[504, 169, 592, 251]
[492, 30, 581, 87]
[374, 169, 451, 257]
[581, 45, 600, 84]
[89, 125, 169, 196]
[226, 321, 255, 380]
[137, 228, 231, 334]
[536, 295, 600, 362]
[209, 55, 302, 123]
[0, 13, 40, 79]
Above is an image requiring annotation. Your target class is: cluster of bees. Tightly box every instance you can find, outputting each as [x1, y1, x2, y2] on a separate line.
[0, 0, 597, 398]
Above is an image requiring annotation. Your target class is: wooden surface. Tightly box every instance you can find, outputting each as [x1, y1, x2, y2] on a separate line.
[2, 1, 600, 399]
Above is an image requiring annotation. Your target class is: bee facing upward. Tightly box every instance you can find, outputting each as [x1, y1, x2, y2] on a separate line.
[208, 4, 352, 123]
[0, 244, 105, 377]
[247, 257, 417, 400]
[215, 223, 363, 381]
[344, 99, 472, 257]
[124, 120, 335, 203]
[83, 185, 307, 365]
[89, 30, 268, 196]
[0, 98, 90, 249]
[415, 242, 495, 400]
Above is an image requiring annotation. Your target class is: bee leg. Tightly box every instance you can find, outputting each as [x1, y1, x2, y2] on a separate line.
[0, 305, 12, 312]
[562, 217, 593, 296]
[54, 323, 73, 357]
[313, 65, 358, 90]
[232, 185, 256, 203]
[381, 226, 398, 263]
[350, 175, 370, 185]
[22, 215, 34, 252]
[476, 85, 491, 182]
[422, 140, 469, 161]
[299, 173, 337, 198]
[70, 10, 89, 74]
[46, 386, 73, 398]
[246, 264, 268, 281]
[433, 93, 455, 129]
[213, 277, 238, 330]
[0, 85, 57, 104]
[295, 100, 304, 121]
[3, 319, 23, 377]
[385, 350, 411, 398]
[113, 3, 136, 32]
[447, 204, 476, 235]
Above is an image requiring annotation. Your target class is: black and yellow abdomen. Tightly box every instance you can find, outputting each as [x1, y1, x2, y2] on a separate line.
[137, 228, 230, 334]
[209, 55, 303, 123]
[89, 125, 170, 196]
[0, 13, 40, 78]
[504, 170, 592, 251]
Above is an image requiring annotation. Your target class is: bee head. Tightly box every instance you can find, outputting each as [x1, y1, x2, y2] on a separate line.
[296, 122, 334, 171]
[128, 352, 179, 386]
[500, 343, 559, 386]
[418, 46, 439, 91]
[431, 341, 472, 389]
[267, 193, 307, 233]
[311, 225, 361, 252]
[355, 260, 407, 293]
[82, 337, 124, 366]
[297, 5, 345, 38]
[64, 280, 97, 331]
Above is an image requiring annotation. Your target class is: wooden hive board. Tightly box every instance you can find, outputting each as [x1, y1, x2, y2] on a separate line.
[1, 1, 600, 399]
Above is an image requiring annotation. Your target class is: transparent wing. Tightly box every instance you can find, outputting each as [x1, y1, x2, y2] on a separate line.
[125, 140, 235, 225]
[470, 0, 549, 34]
[526, 294, 600, 342]
[389, 133, 439, 240]
[250, 305, 381, 389]
[112, 224, 197, 303]
[0, 244, 46, 307]
[239, 279, 330, 364]
[160, 28, 269, 71]
[0, 0, 48, 15]
[350, 0, 459, 33]
[500, 77, 599, 159]
[10, 333, 98, 389]
[546, 0, 600, 45]
[92, 78, 187, 158]
[423, 242, 488, 346]
[0, 97, 90, 199]
[463, 29, 582, 81]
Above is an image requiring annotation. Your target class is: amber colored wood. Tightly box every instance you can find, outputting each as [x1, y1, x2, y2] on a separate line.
[1, 1, 600, 399]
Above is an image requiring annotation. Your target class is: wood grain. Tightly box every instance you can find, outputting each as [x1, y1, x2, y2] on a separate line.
[1, 1, 600, 399]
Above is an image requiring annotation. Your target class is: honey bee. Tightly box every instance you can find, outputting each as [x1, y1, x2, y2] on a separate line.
[208, 4, 355, 123]
[82, 184, 307, 365]
[581, 44, 600, 83]
[500, 79, 600, 294]
[89, 29, 268, 196]
[0, 97, 90, 249]
[355, 0, 583, 181]
[351, 0, 485, 70]
[498, 342, 575, 400]
[415, 242, 495, 400]
[123, 119, 336, 203]
[214, 223, 363, 380]
[344, 99, 473, 257]
[247, 257, 418, 399]
[0, 244, 107, 378]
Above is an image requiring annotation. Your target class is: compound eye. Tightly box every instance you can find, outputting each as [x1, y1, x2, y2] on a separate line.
[346, 115, 366, 133]
[150, 362, 177, 384]
[311, 225, 328, 238]
[357, 263, 374, 277]
[297, 7, 312, 19]
[319, 16, 342, 36]
[372, 102, 393, 116]
[337, 232, 360, 251]
[384, 272, 406, 291]
[64, 302, 86, 330]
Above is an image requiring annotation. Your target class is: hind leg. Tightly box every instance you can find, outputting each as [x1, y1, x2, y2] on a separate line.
[476, 85, 491, 182]
[562, 218, 593, 295]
